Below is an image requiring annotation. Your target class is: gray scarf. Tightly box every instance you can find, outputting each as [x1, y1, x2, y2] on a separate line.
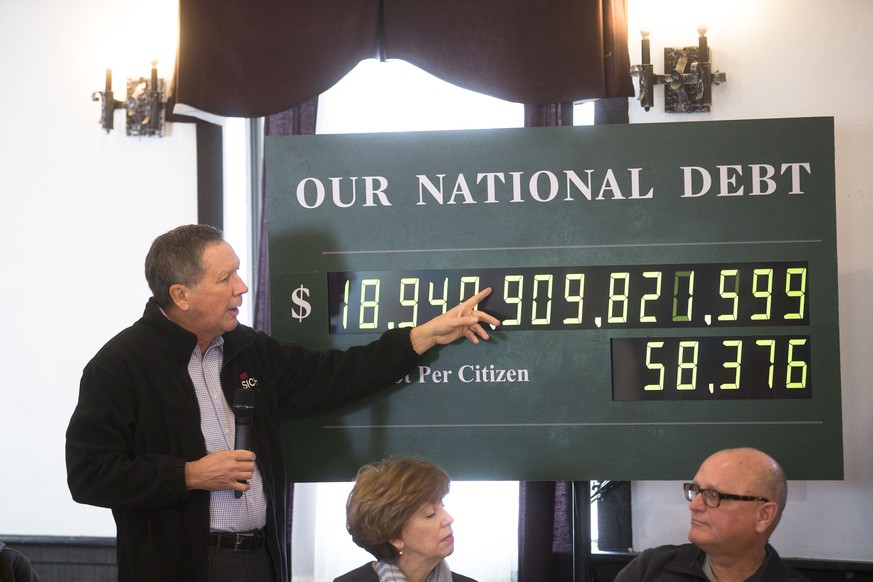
[373, 559, 453, 582]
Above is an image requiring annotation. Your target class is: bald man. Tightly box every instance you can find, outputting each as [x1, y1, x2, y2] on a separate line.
[615, 448, 809, 582]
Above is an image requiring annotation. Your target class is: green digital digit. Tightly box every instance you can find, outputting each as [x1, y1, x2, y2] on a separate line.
[640, 271, 662, 323]
[562, 273, 585, 324]
[721, 339, 742, 390]
[672, 271, 695, 322]
[787, 338, 808, 389]
[644, 341, 665, 391]
[784, 267, 807, 320]
[399, 277, 419, 328]
[751, 268, 773, 321]
[718, 269, 739, 321]
[460, 276, 481, 305]
[755, 339, 776, 389]
[532, 274, 554, 325]
[359, 278, 381, 330]
[503, 275, 524, 326]
[608, 272, 630, 324]
[676, 340, 699, 390]
[341, 279, 350, 330]
[429, 278, 449, 314]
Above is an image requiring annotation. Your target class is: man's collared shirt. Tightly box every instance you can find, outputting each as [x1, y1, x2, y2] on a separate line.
[189, 336, 267, 532]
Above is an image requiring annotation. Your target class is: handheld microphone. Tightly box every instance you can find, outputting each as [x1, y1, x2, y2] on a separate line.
[232, 387, 255, 499]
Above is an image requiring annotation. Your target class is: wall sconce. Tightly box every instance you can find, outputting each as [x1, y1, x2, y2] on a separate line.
[92, 61, 166, 136]
[630, 26, 727, 113]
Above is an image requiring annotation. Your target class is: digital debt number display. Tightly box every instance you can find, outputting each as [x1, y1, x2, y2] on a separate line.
[267, 117, 842, 481]
[326, 262, 811, 401]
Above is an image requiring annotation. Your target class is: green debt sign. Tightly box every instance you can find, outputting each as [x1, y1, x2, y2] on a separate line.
[266, 117, 841, 482]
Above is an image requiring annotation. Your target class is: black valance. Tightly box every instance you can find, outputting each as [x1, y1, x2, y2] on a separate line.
[175, 0, 633, 118]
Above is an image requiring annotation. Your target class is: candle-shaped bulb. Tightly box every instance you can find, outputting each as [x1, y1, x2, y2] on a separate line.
[150, 60, 159, 92]
[697, 25, 708, 62]
[640, 28, 651, 65]
[105, 68, 112, 94]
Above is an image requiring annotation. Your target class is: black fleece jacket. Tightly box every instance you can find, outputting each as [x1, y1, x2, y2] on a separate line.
[614, 543, 810, 582]
[66, 298, 421, 582]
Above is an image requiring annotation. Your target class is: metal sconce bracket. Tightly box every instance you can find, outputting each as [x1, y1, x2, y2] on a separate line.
[631, 28, 727, 113]
[92, 61, 166, 136]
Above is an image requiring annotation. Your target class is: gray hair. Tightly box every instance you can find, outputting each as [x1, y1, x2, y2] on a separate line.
[144, 224, 224, 308]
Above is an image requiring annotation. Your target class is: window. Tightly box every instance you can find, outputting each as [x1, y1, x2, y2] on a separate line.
[316, 58, 594, 134]
[292, 480, 519, 582]
[224, 58, 598, 582]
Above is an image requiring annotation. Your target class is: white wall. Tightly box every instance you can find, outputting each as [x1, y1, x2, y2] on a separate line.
[1, 0, 871, 567]
[0, 0, 197, 536]
[625, 0, 873, 562]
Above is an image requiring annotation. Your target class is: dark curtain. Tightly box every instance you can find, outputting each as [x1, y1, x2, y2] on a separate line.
[518, 480, 596, 582]
[518, 481, 575, 582]
[174, 0, 633, 117]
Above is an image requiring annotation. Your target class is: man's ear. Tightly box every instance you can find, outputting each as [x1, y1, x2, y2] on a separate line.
[756, 501, 779, 534]
[169, 284, 190, 311]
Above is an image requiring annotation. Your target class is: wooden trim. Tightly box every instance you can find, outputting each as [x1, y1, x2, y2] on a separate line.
[196, 121, 223, 229]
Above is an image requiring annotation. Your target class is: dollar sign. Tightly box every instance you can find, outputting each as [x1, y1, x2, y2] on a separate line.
[291, 285, 312, 322]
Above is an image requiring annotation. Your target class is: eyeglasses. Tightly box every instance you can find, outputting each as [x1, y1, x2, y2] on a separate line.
[683, 483, 769, 508]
